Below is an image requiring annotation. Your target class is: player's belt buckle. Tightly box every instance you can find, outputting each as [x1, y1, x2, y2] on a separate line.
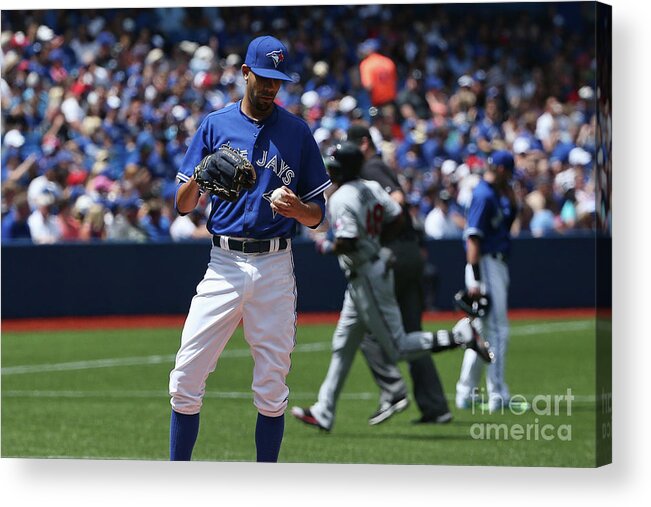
[491, 252, 507, 262]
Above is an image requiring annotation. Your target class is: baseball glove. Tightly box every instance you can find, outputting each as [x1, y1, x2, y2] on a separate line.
[454, 289, 491, 318]
[193, 145, 256, 202]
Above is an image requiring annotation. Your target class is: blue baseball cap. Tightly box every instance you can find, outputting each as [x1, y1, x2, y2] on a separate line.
[244, 36, 293, 82]
[488, 150, 515, 172]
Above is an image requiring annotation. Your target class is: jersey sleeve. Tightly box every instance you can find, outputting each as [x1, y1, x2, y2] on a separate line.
[373, 181, 402, 223]
[363, 159, 401, 194]
[297, 128, 331, 228]
[463, 190, 490, 239]
[377, 168, 401, 194]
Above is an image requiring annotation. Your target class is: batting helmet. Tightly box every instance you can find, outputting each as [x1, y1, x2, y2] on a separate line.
[326, 142, 364, 185]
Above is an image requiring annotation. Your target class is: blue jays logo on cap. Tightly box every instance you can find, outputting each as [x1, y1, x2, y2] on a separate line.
[244, 35, 294, 82]
[266, 50, 284, 68]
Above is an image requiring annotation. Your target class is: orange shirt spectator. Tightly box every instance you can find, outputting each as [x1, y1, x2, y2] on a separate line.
[359, 52, 397, 107]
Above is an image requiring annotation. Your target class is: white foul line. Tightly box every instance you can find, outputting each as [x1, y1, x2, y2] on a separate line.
[1, 320, 592, 376]
[1, 389, 598, 403]
[1, 354, 175, 375]
[0, 342, 332, 375]
[511, 321, 594, 336]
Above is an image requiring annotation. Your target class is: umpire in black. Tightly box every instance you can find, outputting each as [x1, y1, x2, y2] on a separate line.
[347, 123, 452, 424]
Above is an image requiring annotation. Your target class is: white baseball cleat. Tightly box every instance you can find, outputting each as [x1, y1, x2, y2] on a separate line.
[291, 406, 331, 432]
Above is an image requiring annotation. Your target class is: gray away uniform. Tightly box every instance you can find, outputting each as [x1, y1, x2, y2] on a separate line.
[309, 179, 454, 430]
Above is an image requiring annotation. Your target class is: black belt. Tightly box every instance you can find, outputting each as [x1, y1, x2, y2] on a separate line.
[212, 235, 288, 254]
[489, 252, 508, 262]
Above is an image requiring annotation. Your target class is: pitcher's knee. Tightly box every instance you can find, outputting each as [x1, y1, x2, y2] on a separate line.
[253, 385, 289, 417]
[169, 371, 204, 415]
[169, 388, 203, 414]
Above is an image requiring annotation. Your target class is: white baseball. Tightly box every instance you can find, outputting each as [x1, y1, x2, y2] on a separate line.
[271, 188, 284, 202]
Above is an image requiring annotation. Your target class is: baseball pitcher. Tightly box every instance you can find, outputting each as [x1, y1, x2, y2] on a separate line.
[168, 35, 331, 462]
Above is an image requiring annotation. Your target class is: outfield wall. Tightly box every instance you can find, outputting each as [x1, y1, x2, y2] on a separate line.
[1, 236, 597, 319]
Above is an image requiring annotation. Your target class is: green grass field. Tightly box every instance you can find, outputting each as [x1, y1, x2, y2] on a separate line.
[1, 317, 598, 466]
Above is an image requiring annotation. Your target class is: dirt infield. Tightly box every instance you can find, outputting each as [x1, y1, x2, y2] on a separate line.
[1, 308, 601, 333]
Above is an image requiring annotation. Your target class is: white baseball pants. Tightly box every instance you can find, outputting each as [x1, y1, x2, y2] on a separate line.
[456, 254, 510, 410]
[169, 245, 297, 417]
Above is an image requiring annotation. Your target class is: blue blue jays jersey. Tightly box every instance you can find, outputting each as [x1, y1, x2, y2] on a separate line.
[176, 101, 331, 239]
[463, 179, 515, 256]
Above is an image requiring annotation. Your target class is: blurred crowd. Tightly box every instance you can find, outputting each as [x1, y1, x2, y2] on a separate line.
[1, 4, 599, 244]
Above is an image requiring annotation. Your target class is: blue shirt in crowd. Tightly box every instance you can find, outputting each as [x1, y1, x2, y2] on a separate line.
[1, 211, 32, 242]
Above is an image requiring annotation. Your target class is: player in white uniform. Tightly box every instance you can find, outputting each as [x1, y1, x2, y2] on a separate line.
[291, 143, 494, 432]
[168, 36, 331, 462]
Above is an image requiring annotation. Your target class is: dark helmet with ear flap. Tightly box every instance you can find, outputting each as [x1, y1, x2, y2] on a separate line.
[325, 141, 364, 185]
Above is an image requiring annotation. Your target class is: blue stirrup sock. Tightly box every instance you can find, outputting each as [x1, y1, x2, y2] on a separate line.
[170, 410, 200, 461]
[255, 413, 285, 462]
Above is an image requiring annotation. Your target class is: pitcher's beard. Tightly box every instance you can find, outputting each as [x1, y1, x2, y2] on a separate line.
[243, 86, 277, 120]
[255, 100, 273, 112]
[254, 96, 274, 112]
